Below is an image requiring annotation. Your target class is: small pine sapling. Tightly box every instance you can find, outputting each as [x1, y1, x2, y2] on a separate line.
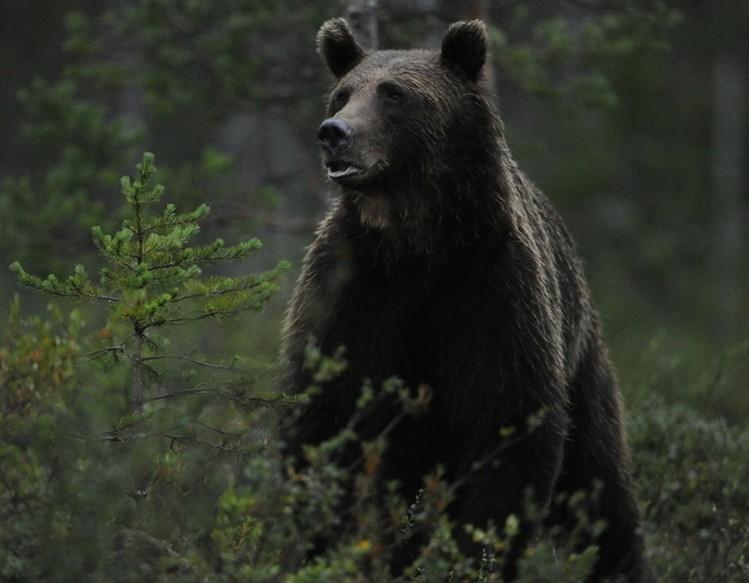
[11, 152, 289, 416]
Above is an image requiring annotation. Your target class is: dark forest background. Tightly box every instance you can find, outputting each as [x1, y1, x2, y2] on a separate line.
[1, 1, 747, 581]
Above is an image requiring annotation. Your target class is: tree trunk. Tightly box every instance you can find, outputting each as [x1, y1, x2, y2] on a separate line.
[131, 330, 145, 412]
[711, 55, 746, 338]
[345, 0, 379, 51]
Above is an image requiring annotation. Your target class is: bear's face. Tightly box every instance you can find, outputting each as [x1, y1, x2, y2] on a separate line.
[319, 52, 436, 190]
[316, 19, 492, 230]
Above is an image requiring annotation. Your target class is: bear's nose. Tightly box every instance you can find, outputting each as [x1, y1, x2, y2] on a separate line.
[318, 119, 353, 156]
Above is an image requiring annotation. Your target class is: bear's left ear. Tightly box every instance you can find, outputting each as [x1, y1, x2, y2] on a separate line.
[317, 18, 366, 79]
[440, 20, 488, 82]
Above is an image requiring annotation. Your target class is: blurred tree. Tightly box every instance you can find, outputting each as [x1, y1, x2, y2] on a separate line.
[0, 1, 331, 275]
[710, 50, 746, 341]
[0, 298, 81, 581]
[345, 0, 378, 51]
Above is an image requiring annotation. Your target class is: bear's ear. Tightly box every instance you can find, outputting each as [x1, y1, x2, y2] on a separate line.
[317, 18, 366, 79]
[440, 20, 488, 82]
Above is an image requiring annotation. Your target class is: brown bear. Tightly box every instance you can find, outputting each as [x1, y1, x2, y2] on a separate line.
[281, 17, 654, 582]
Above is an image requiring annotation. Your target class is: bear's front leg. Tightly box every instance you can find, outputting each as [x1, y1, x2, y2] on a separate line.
[450, 407, 568, 580]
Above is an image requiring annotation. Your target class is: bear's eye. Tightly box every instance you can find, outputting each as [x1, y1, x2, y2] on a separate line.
[386, 90, 404, 104]
[332, 89, 350, 111]
[380, 84, 406, 105]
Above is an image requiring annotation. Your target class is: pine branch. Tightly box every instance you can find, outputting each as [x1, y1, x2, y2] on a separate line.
[10, 262, 119, 301]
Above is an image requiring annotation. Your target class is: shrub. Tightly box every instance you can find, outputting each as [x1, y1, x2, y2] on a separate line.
[630, 401, 749, 582]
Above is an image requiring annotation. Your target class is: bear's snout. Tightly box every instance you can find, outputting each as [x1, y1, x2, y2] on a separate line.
[318, 118, 353, 156]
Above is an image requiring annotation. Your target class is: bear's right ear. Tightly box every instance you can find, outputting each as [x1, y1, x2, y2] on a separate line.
[317, 18, 366, 79]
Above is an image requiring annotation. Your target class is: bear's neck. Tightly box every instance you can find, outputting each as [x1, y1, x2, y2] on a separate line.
[336, 161, 507, 272]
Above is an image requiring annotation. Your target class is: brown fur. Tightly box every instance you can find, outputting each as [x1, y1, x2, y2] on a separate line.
[281, 18, 654, 582]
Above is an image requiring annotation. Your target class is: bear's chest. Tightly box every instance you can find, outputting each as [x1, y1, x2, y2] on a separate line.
[317, 262, 507, 389]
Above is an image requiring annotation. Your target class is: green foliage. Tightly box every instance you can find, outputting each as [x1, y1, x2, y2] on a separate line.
[0, 58, 139, 270]
[0, 22, 150, 265]
[621, 334, 749, 424]
[277, 366, 604, 583]
[116, 0, 270, 114]
[62, 0, 329, 118]
[0, 0, 323, 271]
[3, 268, 749, 581]
[0, 299, 81, 581]
[12, 152, 288, 411]
[0, 297, 79, 421]
[630, 402, 749, 582]
[3, 154, 291, 581]
[491, 3, 681, 115]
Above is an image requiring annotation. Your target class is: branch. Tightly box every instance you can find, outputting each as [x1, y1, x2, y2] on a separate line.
[141, 354, 246, 371]
[146, 383, 296, 412]
[158, 418, 267, 458]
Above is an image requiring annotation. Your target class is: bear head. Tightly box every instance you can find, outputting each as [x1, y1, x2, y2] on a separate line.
[316, 18, 500, 232]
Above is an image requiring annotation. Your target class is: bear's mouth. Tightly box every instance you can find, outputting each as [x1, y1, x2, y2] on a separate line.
[326, 161, 363, 180]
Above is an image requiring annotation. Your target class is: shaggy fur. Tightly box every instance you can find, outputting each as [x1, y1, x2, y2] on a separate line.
[281, 18, 654, 582]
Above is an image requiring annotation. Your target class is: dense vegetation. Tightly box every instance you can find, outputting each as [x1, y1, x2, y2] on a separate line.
[1, 1, 747, 581]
